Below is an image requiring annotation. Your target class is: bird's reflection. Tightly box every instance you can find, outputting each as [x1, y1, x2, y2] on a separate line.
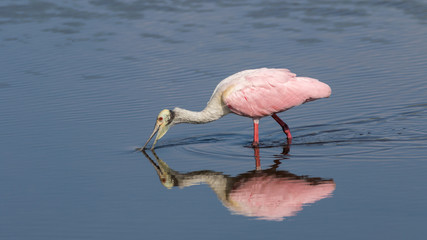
[141, 148, 335, 221]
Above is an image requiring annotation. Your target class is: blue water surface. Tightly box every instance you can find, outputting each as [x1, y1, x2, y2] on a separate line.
[1, 1, 426, 239]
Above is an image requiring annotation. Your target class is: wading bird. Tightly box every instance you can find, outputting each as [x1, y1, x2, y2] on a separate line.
[142, 68, 331, 150]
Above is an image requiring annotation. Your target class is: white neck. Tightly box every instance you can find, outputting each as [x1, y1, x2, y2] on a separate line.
[173, 171, 230, 204]
[172, 98, 230, 124]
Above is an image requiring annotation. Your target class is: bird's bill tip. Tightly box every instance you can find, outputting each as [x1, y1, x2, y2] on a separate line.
[142, 121, 171, 150]
[142, 124, 160, 150]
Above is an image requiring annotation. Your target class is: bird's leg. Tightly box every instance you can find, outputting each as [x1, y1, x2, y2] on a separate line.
[252, 118, 260, 147]
[254, 147, 261, 170]
[271, 113, 292, 144]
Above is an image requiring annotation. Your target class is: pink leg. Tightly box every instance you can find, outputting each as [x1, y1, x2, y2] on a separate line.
[271, 113, 292, 144]
[254, 147, 261, 170]
[252, 118, 260, 147]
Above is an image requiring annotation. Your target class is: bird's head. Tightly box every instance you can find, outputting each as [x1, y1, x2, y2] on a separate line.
[142, 109, 175, 150]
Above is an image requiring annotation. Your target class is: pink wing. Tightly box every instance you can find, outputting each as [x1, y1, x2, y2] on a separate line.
[223, 68, 331, 118]
[228, 175, 336, 221]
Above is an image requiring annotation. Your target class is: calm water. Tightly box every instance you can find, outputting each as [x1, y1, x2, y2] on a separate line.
[1, 0, 426, 239]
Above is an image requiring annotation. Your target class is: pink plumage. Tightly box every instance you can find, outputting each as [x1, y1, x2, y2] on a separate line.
[222, 68, 331, 118]
[228, 175, 335, 221]
[143, 67, 332, 150]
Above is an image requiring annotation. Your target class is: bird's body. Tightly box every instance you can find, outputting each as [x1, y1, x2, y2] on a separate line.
[142, 68, 331, 149]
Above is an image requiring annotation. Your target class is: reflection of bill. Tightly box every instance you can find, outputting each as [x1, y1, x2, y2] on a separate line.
[142, 149, 335, 221]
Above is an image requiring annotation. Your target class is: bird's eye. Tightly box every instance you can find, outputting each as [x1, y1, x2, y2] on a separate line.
[158, 117, 163, 121]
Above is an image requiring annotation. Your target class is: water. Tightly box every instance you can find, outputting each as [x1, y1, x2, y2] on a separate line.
[1, 0, 426, 239]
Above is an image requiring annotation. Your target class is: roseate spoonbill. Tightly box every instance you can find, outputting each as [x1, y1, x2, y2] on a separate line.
[142, 68, 331, 150]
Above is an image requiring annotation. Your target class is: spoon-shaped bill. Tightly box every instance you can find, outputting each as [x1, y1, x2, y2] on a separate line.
[142, 124, 160, 150]
[142, 121, 171, 150]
